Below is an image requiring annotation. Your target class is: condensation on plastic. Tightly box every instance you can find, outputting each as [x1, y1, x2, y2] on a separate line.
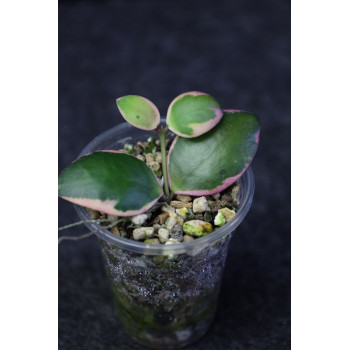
[74, 120, 255, 256]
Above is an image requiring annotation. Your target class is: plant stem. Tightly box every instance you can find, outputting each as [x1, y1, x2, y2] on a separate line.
[58, 222, 117, 245]
[58, 231, 95, 244]
[58, 219, 115, 231]
[159, 129, 170, 198]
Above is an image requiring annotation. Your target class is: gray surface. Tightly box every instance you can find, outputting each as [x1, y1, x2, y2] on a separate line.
[58, 0, 290, 349]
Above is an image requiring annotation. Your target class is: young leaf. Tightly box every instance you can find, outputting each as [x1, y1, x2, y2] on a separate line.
[58, 151, 163, 216]
[116, 95, 160, 130]
[167, 110, 260, 195]
[166, 91, 223, 138]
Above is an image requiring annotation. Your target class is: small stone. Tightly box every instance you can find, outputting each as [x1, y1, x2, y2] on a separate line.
[110, 226, 121, 236]
[170, 201, 192, 209]
[212, 193, 221, 200]
[123, 143, 133, 152]
[218, 208, 236, 222]
[161, 204, 175, 214]
[204, 211, 212, 222]
[176, 195, 192, 202]
[183, 220, 213, 237]
[231, 183, 240, 206]
[133, 227, 154, 241]
[176, 208, 195, 221]
[165, 238, 178, 245]
[148, 161, 160, 172]
[209, 199, 231, 213]
[155, 152, 162, 163]
[176, 215, 184, 227]
[136, 154, 146, 162]
[153, 213, 169, 225]
[145, 153, 155, 164]
[158, 228, 169, 243]
[86, 208, 100, 220]
[219, 198, 232, 208]
[166, 217, 177, 231]
[192, 196, 209, 213]
[176, 207, 189, 219]
[221, 193, 232, 203]
[214, 212, 226, 226]
[131, 214, 149, 225]
[144, 238, 160, 244]
[170, 224, 184, 242]
[183, 235, 194, 242]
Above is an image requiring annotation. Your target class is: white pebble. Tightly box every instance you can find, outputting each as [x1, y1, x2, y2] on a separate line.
[165, 238, 178, 245]
[145, 153, 155, 164]
[158, 228, 169, 243]
[192, 196, 209, 213]
[131, 214, 149, 225]
[155, 152, 163, 163]
[166, 217, 177, 231]
[133, 227, 154, 241]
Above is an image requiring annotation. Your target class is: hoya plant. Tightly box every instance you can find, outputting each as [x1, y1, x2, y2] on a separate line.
[58, 91, 259, 223]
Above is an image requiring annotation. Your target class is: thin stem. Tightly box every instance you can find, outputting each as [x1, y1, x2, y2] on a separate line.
[58, 219, 117, 231]
[159, 129, 170, 198]
[58, 231, 95, 244]
[58, 223, 117, 245]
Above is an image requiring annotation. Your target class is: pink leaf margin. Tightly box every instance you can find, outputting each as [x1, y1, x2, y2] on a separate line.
[166, 91, 223, 138]
[61, 194, 163, 217]
[59, 150, 163, 216]
[117, 95, 160, 131]
[167, 109, 260, 195]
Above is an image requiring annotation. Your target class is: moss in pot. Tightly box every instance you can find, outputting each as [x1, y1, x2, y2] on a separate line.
[58, 91, 260, 349]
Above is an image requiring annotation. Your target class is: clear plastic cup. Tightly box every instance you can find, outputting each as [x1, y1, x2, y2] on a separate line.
[74, 120, 255, 349]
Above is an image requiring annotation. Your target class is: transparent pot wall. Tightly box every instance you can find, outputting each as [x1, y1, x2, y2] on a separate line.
[100, 233, 231, 349]
[75, 120, 255, 349]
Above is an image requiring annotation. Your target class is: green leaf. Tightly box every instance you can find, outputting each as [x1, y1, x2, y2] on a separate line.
[116, 95, 160, 130]
[168, 110, 260, 195]
[166, 91, 223, 138]
[58, 151, 163, 216]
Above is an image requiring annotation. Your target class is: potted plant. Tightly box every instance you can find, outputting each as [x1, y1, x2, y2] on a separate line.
[58, 91, 260, 349]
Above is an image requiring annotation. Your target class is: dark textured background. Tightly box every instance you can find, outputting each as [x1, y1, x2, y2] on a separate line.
[58, 0, 291, 349]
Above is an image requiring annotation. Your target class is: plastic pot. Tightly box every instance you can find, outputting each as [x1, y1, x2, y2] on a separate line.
[75, 120, 255, 349]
